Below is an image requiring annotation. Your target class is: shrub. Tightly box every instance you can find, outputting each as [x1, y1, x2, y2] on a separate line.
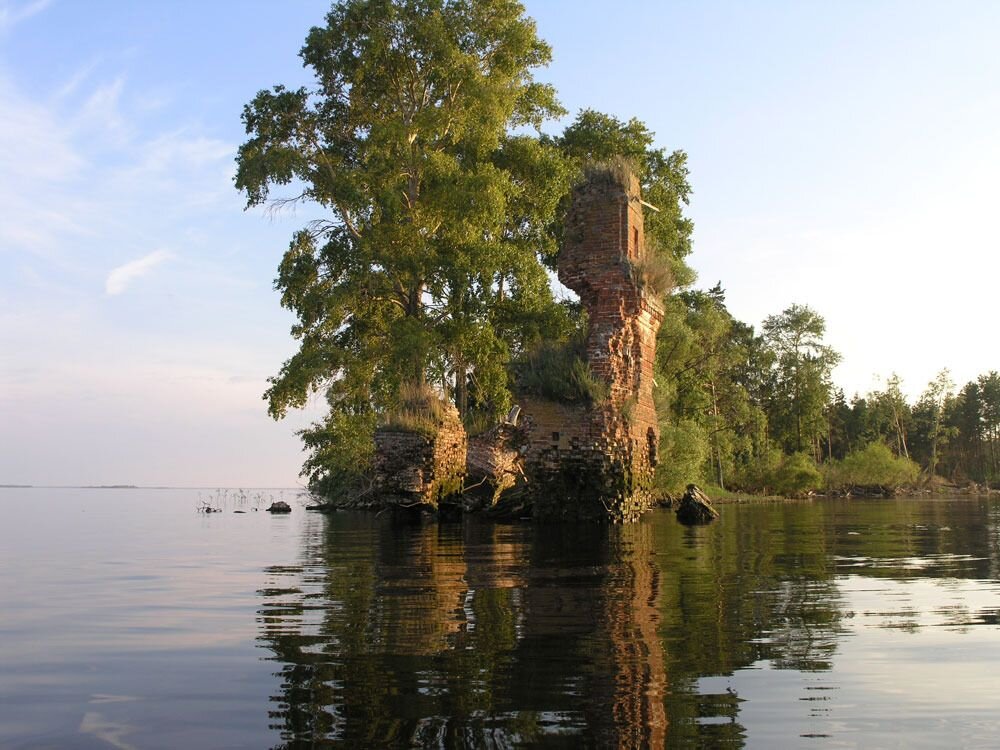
[730, 447, 782, 494]
[654, 419, 709, 496]
[767, 452, 823, 497]
[826, 443, 920, 489]
[300, 411, 377, 499]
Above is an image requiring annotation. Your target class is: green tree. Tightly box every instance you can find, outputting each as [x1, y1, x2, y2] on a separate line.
[236, 0, 570, 486]
[761, 304, 841, 457]
[978, 371, 1000, 481]
[911, 368, 956, 477]
[874, 373, 911, 459]
[950, 380, 985, 481]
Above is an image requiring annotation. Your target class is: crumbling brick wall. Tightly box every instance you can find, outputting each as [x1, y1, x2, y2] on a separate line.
[373, 404, 467, 507]
[522, 169, 664, 521]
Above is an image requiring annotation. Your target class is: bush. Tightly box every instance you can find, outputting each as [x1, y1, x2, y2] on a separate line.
[767, 452, 822, 497]
[730, 447, 783, 494]
[654, 419, 709, 496]
[826, 443, 920, 489]
[300, 411, 377, 499]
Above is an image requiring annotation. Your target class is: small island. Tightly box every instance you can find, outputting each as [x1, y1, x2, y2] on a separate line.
[238, 1, 999, 519]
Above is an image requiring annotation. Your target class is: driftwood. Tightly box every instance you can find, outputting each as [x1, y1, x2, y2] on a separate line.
[675, 484, 719, 525]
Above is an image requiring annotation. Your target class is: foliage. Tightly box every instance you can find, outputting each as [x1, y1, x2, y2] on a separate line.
[239, 5, 1000, 500]
[909, 369, 956, 477]
[512, 333, 609, 405]
[825, 443, 920, 489]
[761, 304, 841, 457]
[299, 410, 377, 498]
[555, 109, 694, 286]
[238, 0, 575, 485]
[730, 447, 783, 494]
[654, 419, 709, 496]
[767, 452, 823, 496]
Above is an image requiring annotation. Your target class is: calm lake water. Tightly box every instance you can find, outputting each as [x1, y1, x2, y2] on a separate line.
[2, 489, 1000, 748]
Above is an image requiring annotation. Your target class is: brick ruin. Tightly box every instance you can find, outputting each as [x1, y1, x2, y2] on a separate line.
[519, 168, 664, 521]
[371, 167, 663, 522]
[372, 403, 466, 508]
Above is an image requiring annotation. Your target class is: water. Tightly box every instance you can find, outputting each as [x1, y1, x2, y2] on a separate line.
[2, 489, 1000, 748]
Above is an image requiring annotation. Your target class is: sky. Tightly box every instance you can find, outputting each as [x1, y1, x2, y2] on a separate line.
[2, 1, 1000, 486]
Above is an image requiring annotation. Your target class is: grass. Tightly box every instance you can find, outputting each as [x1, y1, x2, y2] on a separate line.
[381, 381, 449, 436]
[581, 157, 636, 191]
[513, 335, 609, 405]
[628, 249, 674, 299]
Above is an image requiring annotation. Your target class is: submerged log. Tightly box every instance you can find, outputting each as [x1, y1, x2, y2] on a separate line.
[675, 484, 719, 525]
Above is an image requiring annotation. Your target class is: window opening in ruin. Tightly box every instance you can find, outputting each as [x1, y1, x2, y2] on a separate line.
[552, 432, 560, 442]
[647, 427, 658, 467]
[633, 226, 639, 258]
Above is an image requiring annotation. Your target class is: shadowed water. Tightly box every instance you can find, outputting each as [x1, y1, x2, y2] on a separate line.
[2, 489, 1000, 748]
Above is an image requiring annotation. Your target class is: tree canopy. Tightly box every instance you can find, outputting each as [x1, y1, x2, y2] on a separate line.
[236, 0, 568, 429]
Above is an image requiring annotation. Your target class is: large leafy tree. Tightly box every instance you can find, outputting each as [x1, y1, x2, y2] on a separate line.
[911, 368, 956, 477]
[236, 0, 569, 487]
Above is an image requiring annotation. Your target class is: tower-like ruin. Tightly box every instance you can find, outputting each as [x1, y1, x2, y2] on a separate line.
[519, 166, 665, 521]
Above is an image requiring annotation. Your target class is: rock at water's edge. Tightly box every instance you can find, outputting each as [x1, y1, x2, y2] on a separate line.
[266, 501, 292, 513]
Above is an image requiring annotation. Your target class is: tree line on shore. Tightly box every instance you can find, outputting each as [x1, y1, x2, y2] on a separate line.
[654, 287, 1000, 496]
[236, 0, 992, 499]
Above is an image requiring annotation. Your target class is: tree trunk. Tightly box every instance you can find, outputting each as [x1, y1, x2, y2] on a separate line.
[454, 357, 468, 420]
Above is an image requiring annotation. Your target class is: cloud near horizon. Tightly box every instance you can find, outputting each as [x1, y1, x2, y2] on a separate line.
[105, 249, 174, 295]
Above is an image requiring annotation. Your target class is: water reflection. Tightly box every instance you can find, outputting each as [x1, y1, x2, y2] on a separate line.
[256, 499, 1000, 748]
[257, 517, 669, 747]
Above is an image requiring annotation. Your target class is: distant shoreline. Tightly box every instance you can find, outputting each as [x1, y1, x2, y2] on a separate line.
[0, 485, 304, 491]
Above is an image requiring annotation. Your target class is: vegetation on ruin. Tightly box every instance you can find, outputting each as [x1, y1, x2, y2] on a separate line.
[380, 382, 449, 437]
[512, 333, 609, 406]
[628, 249, 674, 300]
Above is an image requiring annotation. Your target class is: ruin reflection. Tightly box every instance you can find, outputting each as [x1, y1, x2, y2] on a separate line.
[255, 504, 867, 748]
[257, 516, 670, 747]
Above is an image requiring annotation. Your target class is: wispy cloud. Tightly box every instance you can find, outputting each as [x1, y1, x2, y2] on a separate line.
[0, 0, 51, 31]
[105, 249, 173, 295]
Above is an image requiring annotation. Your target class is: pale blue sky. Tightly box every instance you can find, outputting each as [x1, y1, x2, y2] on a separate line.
[3, 1, 999, 486]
